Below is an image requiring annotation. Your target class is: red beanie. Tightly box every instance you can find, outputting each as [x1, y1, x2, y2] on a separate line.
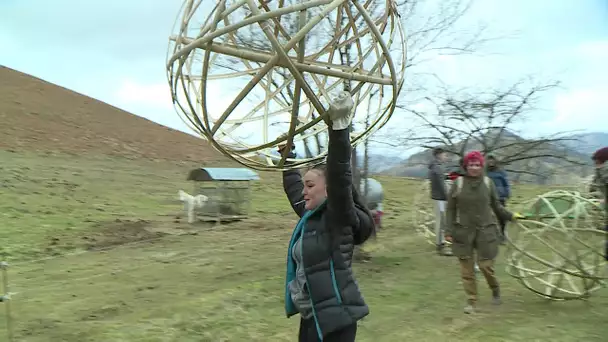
[463, 151, 485, 167]
[592, 147, 608, 164]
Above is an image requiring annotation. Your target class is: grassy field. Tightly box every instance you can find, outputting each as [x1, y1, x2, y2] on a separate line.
[0, 150, 607, 341]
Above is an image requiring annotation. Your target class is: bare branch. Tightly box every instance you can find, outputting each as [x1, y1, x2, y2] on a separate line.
[378, 78, 591, 183]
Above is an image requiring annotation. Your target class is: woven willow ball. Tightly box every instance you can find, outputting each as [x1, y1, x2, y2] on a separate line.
[412, 179, 453, 246]
[166, 0, 406, 170]
[505, 190, 607, 300]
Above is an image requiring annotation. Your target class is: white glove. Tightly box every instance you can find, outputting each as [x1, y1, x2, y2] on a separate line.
[328, 91, 354, 130]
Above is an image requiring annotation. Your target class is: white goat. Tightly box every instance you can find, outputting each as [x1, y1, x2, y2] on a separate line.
[178, 190, 209, 223]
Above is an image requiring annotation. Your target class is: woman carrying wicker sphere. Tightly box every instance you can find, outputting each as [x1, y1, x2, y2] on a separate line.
[444, 151, 523, 314]
[280, 91, 376, 341]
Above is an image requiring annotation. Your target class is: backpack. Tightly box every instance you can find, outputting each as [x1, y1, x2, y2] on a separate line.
[452, 176, 491, 198]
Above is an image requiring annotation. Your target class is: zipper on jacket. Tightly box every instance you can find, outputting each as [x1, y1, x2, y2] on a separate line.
[301, 220, 324, 341]
[329, 259, 343, 304]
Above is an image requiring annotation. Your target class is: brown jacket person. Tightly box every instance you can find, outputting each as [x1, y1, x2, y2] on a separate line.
[444, 151, 522, 314]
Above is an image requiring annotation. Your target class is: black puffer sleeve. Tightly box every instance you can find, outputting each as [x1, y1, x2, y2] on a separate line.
[326, 128, 373, 241]
[282, 152, 306, 217]
[353, 204, 374, 245]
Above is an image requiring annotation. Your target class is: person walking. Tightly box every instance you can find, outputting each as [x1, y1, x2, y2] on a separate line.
[280, 91, 376, 341]
[444, 151, 523, 314]
[428, 147, 452, 256]
[590, 147, 608, 260]
[485, 155, 511, 244]
[450, 157, 481, 273]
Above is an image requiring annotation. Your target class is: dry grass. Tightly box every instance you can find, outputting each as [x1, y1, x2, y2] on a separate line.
[0, 150, 607, 341]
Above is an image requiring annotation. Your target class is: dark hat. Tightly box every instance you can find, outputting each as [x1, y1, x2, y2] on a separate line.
[591, 147, 608, 164]
[432, 147, 445, 156]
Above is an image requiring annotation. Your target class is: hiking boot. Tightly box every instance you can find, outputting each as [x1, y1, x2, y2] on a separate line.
[463, 303, 475, 314]
[492, 288, 502, 305]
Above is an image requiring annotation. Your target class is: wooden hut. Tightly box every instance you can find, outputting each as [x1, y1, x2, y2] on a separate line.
[187, 167, 260, 223]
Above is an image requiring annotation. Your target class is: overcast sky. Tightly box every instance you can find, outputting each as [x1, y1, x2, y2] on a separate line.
[1, 0, 606, 158]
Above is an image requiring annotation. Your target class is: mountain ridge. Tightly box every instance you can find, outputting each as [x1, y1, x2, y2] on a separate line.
[379, 129, 606, 184]
[0, 66, 230, 164]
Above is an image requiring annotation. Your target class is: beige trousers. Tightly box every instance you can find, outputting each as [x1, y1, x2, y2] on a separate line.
[433, 200, 446, 246]
[459, 257, 499, 305]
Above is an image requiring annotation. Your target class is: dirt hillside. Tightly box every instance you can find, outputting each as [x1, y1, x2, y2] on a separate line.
[0, 66, 229, 163]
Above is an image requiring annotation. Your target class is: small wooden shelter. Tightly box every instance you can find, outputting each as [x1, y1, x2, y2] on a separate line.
[187, 167, 260, 222]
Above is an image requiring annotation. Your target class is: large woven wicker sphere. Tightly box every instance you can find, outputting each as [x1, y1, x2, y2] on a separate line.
[412, 179, 453, 245]
[505, 190, 607, 300]
[167, 0, 406, 170]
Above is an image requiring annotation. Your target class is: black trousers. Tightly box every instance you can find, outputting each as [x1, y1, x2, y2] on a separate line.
[299, 318, 357, 342]
[498, 199, 507, 235]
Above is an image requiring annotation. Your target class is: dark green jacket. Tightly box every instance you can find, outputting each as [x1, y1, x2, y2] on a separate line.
[445, 176, 513, 259]
[595, 164, 608, 221]
[593, 164, 608, 261]
[592, 164, 608, 202]
[282, 128, 374, 339]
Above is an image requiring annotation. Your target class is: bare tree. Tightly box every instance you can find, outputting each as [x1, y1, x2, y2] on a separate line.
[206, 0, 333, 159]
[207, 0, 387, 187]
[335, 0, 503, 185]
[361, 0, 513, 178]
[381, 80, 587, 181]
[201, 0, 508, 180]
[394, 0, 513, 100]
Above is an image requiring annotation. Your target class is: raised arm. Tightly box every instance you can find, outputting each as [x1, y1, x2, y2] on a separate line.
[326, 128, 360, 226]
[325, 92, 360, 229]
[281, 151, 306, 217]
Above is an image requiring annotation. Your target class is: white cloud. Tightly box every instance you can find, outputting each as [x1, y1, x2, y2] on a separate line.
[542, 40, 608, 132]
[576, 40, 608, 58]
[115, 79, 173, 109]
[2, 0, 606, 158]
[552, 87, 607, 130]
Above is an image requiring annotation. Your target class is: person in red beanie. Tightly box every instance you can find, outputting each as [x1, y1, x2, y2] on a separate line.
[590, 147, 608, 202]
[444, 150, 523, 314]
[590, 147, 608, 261]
